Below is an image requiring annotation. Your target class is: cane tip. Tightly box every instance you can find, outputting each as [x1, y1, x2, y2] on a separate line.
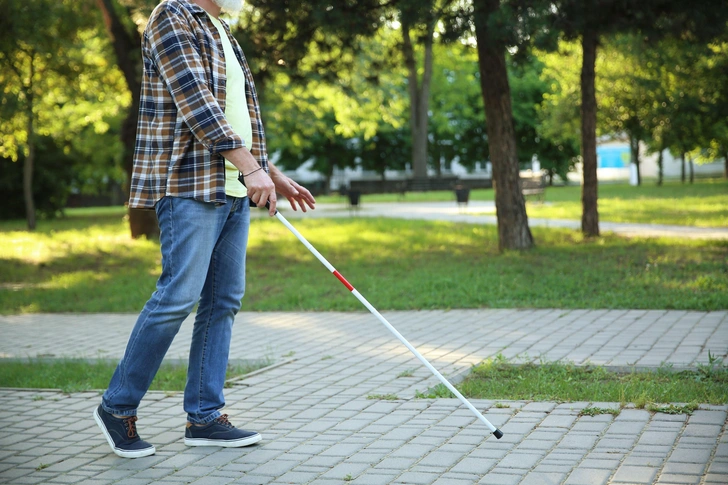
[493, 429, 504, 439]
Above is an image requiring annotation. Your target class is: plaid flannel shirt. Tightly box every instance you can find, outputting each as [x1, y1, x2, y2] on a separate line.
[129, 0, 268, 209]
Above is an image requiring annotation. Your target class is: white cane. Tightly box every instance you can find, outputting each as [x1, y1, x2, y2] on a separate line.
[263, 201, 503, 439]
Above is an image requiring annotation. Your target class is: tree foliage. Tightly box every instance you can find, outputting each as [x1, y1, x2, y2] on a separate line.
[0, 0, 129, 224]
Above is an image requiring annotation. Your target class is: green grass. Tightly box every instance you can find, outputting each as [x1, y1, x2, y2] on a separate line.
[579, 406, 621, 417]
[0, 359, 269, 393]
[320, 178, 728, 228]
[366, 393, 401, 400]
[417, 355, 728, 406]
[1, 207, 727, 313]
[526, 179, 728, 227]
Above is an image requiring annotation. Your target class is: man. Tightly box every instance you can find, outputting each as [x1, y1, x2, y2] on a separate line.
[94, 0, 316, 458]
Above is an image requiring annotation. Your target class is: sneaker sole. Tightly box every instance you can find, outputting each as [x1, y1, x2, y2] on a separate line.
[93, 407, 156, 459]
[184, 432, 262, 448]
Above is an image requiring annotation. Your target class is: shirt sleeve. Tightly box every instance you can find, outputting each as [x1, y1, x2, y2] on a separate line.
[144, 7, 244, 154]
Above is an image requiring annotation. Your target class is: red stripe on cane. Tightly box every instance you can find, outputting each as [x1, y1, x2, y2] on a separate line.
[333, 271, 354, 291]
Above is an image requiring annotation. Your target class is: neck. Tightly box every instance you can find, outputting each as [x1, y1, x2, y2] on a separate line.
[192, 0, 221, 17]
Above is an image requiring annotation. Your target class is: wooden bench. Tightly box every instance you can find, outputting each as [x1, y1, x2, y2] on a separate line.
[520, 175, 545, 203]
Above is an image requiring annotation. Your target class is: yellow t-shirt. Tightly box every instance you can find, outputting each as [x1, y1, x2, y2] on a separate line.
[208, 14, 252, 198]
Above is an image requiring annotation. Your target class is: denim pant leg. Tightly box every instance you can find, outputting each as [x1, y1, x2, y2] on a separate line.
[102, 197, 232, 416]
[185, 197, 250, 424]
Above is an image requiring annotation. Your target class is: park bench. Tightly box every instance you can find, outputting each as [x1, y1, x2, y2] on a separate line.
[520, 175, 546, 202]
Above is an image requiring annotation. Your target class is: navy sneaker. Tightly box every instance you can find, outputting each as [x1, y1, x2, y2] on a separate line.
[93, 405, 156, 458]
[184, 414, 261, 447]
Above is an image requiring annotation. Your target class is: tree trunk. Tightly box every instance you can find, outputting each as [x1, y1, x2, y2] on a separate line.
[657, 148, 664, 186]
[680, 152, 686, 183]
[473, 0, 533, 251]
[98, 0, 159, 239]
[23, 76, 36, 231]
[723, 150, 727, 178]
[688, 154, 694, 184]
[629, 134, 641, 186]
[580, 31, 599, 237]
[401, 16, 434, 183]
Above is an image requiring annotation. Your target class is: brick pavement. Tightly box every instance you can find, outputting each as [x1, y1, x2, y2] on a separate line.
[1, 309, 727, 484]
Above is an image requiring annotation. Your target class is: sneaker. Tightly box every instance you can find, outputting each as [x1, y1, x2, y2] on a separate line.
[93, 405, 156, 458]
[184, 414, 261, 447]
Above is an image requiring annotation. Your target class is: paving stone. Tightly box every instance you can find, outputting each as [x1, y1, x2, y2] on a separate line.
[496, 453, 542, 469]
[557, 433, 600, 450]
[661, 462, 707, 475]
[682, 424, 722, 437]
[539, 414, 577, 429]
[248, 459, 301, 477]
[704, 472, 728, 483]
[320, 462, 372, 480]
[448, 457, 497, 475]
[688, 410, 728, 425]
[520, 471, 565, 485]
[579, 458, 622, 469]
[351, 472, 400, 484]
[432, 475, 477, 485]
[639, 431, 681, 445]
[274, 471, 321, 484]
[667, 447, 714, 463]
[477, 472, 522, 485]
[707, 461, 728, 474]
[186, 477, 237, 485]
[656, 473, 703, 484]
[564, 467, 612, 485]
[393, 471, 440, 484]
[417, 452, 463, 468]
[374, 457, 419, 470]
[611, 465, 658, 483]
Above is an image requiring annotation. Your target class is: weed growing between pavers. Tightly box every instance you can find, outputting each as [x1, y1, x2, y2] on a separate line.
[646, 403, 700, 415]
[415, 354, 728, 408]
[366, 394, 401, 401]
[580, 407, 621, 417]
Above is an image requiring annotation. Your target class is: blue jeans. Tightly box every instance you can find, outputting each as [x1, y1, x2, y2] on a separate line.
[102, 196, 250, 424]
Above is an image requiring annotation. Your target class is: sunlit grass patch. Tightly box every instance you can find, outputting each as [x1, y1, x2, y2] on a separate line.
[1, 195, 727, 313]
[416, 355, 728, 406]
[0, 358, 269, 393]
[527, 179, 728, 227]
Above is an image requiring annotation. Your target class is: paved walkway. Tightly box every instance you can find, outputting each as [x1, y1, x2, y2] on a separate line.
[261, 201, 728, 240]
[1, 310, 727, 484]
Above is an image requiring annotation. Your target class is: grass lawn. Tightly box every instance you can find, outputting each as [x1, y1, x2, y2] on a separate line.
[0, 177, 726, 314]
[526, 178, 728, 227]
[319, 178, 728, 228]
[0, 358, 268, 393]
[417, 355, 728, 409]
[1, 213, 726, 313]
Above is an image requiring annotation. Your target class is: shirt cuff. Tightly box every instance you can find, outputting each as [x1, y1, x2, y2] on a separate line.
[209, 135, 245, 154]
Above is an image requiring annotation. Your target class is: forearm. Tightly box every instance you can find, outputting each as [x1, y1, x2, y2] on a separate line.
[221, 147, 261, 175]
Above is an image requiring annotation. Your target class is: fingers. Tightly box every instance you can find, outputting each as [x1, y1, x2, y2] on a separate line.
[268, 194, 277, 216]
[281, 179, 314, 213]
[257, 172, 316, 214]
[287, 196, 299, 212]
[244, 169, 276, 215]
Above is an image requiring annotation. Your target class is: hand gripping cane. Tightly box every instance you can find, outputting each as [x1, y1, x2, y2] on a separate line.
[254, 198, 503, 439]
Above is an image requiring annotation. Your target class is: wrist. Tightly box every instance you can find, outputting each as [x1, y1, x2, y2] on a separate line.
[221, 147, 258, 173]
[243, 166, 264, 178]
